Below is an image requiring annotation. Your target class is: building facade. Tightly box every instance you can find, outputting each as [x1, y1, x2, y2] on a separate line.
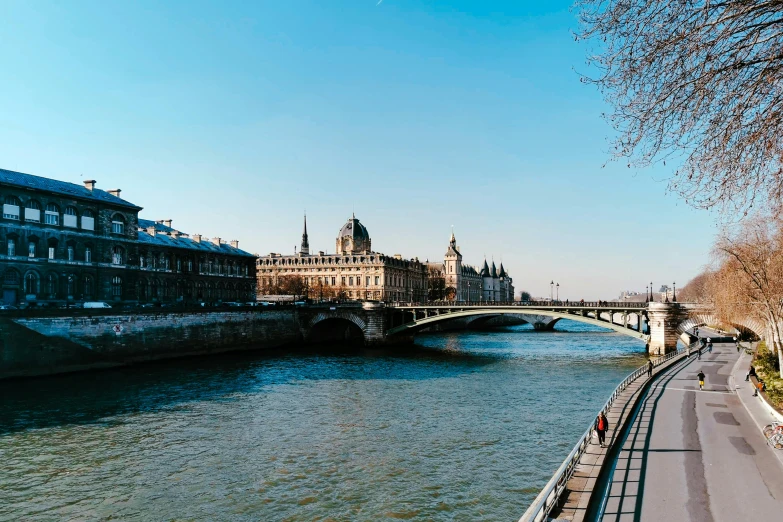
[256, 215, 428, 303]
[438, 230, 514, 302]
[0, 168, 255, 306]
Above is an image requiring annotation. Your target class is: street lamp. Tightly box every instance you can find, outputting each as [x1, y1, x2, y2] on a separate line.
[468, 281, 471, 305]
[673, 281, 677, 302]
[556, 282, 559, 303]
[650, 281, 653, 302]
[550, 280, 554, 302]
[645, 285, 649, 303]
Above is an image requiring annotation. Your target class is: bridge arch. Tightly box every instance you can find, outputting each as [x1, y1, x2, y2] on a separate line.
[677, 312, 765, 341]
[387, 307, 649, 344]
[308, 313, 366, 344]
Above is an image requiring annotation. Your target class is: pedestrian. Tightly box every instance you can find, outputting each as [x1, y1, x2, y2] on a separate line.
[707, 341, 713, 354]
[746, 366, 756, 382]
[697, 348, 701, 360]
[686, 345, 690, 357]
[647, 360, 653, 377]
[595, 412, 610, 448]
[697, 370, 706, 390]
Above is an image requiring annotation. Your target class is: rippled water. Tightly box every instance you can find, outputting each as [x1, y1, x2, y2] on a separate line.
[0, 321, 648, 521]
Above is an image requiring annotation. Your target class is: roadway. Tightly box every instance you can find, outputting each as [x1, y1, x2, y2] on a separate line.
[596, 335, 783, 521]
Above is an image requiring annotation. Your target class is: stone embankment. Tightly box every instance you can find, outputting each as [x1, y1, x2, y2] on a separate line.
[0, 309, 301, 380]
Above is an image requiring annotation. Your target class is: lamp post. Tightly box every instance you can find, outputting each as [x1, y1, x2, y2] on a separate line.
[650, 281, 653, 302]
[556, 282, 559, 303]
[645, 285, 649, 303]
[673, 281, 677, 302]
[550, 280, 554, 302]
[468, 282, 471, 305]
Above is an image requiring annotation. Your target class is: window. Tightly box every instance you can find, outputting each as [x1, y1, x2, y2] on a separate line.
[332, 277, 336, 285]
[85, 247, 92, 263]
[349, 277, 354, 286]
[25, 200, 41, 222]
[28, 242, 36, 258]
[48, 247, 55, 260]
[7, 239, 15, 257]
[366, 276, 370, 286]
[341, 276, 346, 285]
[4, 270, 19, 286]
[82, 209, 95, 231]
[112, 276, 123, 298]
[44, 203, 60, 225]
[24, 272, 39, 295]
[111, 214, 125, 235]
[112, 246, 124, 265]
[375, 276, 380, 285]
[46, 274, 57, 296]
[83, 276, 93, 299]
[3, 196, 20, 220]
[67, 246, 74, 261]
[66, 275, 75, 296]
[64, 206, 78, 228]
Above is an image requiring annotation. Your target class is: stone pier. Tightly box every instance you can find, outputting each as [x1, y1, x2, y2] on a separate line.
[647, 302, 689, 354]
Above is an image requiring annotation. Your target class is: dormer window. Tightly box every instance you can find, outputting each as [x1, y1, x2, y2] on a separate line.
[111, 214, 125, 235]
[25, 200, 41, 223]
[3, 196, 20, 220]
[44, 203, 60, 225]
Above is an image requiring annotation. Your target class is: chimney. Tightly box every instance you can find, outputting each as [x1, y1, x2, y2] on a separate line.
[211, 237, 221, 246]
[164, 219, 172, 228]
[83, 180, 96, 191]
[171, 230, 180, 239]
[230, 240, 239, 249]
[193, 234, 201, 243]
[107, 189, 121, 198]
[146, 226, 156, 235]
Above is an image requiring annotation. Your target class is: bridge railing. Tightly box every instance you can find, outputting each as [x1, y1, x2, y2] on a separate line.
[518, 346, 686, 522]
[391, 301, 649, 309]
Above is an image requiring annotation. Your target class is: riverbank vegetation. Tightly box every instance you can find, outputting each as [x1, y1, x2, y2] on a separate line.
[753, 341, 783, 410]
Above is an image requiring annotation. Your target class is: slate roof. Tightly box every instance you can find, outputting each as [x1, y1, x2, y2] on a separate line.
[0, 167, 142, 210]
[137, 229, 255, 258]
[138, 218, 180, 235]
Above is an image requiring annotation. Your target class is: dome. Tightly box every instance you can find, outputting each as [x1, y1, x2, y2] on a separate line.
[336, 214, 372, 254]
[338, 215, 370, 240]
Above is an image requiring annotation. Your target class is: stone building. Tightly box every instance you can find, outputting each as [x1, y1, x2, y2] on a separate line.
[256, 214, 428, 303]
[0, 167, 255, 305]
[137, 219, 256, 304]
[437, 230, 514, 302]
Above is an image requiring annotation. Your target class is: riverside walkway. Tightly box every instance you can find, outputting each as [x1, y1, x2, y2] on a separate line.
[595, 336, 783, 521]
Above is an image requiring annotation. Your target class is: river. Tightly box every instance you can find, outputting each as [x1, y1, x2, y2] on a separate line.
[0, 321, 648, 521]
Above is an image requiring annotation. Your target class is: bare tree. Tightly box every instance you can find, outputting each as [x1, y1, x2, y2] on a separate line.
[712, 215, 783, 377]
[678, 271, 714, 303]
[577, 1, 783, 215]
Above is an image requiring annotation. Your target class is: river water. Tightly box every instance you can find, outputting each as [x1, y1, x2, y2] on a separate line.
[0, 321, 647, 521]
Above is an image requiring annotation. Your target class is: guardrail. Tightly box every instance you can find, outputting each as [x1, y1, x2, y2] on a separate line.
[393, 301, 650, 309]
[518, 345, 687, 522]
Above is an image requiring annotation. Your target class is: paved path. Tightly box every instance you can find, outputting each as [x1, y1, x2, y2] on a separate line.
[597, 339, 783, 522]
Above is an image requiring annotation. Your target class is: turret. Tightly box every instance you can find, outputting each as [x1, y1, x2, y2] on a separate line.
[300, 213, 310, 255]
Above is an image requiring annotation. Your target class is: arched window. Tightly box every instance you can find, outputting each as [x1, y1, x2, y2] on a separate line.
[4, 269, 19, 286]
[3, 196, 20, 220]
[111, 214, 125, 235]
[47, 238, 58, 260]
[66, 241, 75, 262]
[83, 275, 94, 299]
[112, 246, 124, 265]
[6, 237, 16, 257]
[81, 209, 95, 231]
[64, 206, 78, 228]
[24, 272, 40, 296]
[24, 200, 41, 222]
[85, 245, 92, 263]
[44, 203, 60, 225]
[28, 240, 37, 258]
[111, 276, 123, 298]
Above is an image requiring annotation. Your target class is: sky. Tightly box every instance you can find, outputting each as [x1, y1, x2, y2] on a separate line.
[0, 0, 721, 299]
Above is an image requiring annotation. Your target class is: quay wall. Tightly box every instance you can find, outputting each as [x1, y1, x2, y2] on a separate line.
[0, 310, 302, 380]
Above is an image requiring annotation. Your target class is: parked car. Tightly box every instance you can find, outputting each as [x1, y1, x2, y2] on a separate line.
[83, 302, 112, 309]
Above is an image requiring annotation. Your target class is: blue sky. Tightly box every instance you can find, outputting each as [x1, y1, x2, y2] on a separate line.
[0, 0, 718, 299]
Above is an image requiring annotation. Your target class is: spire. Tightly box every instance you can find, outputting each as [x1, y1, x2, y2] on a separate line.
[490, 260, 498, 278]
[449, 226, 456, 246]
[481, 258, 490, 277]
[499, 263, 507, 278]
[300, 213, 309, 255]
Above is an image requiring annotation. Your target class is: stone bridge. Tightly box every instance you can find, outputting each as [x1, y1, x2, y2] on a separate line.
[298, 301, 729, 354]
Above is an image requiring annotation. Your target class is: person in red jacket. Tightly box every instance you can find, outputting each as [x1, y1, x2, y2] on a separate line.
[595, 412, 610, 448]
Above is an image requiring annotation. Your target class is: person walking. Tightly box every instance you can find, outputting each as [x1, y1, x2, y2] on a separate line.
[595, 412, 610, 448]
[697, 347, 701, 360]
[647, 360, 653, 377]
[697, 370, 706, 391]
[707, 341, 713, 354]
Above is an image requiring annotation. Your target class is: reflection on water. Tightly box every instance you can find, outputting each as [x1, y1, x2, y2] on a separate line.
[0, 321, 647, 521]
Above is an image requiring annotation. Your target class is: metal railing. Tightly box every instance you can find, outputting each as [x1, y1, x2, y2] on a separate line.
[518, 346, 687, 522]
[393, 301, 650, 309]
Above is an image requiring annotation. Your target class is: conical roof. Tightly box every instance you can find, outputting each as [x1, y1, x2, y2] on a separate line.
[490, 261, 498, 278]
[480, 259, 490, 277]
